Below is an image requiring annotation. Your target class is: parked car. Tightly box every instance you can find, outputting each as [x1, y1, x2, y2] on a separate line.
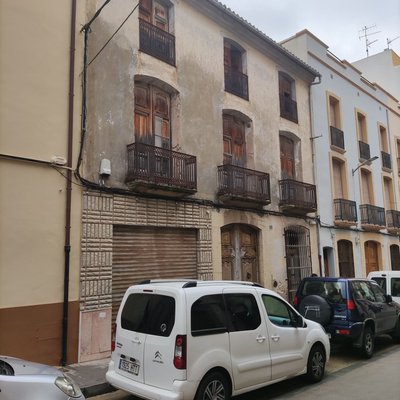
[106, 280, 330, 400]
[0, 355, 85, 400]
[294, 277, 400, 358]
[367, 271, 400, 305]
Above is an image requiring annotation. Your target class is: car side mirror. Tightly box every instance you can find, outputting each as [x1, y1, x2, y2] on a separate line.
[294, 314, 305, 328]
[385, 294, 393, 303]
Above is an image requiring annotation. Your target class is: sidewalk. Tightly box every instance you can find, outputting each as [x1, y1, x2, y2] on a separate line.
[62, 357, 114, 398]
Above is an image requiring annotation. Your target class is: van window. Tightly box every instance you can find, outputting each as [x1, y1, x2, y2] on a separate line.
[391, 278, 400, 297]
[225, 293, 261, 331]
[121, 293, 175, 337]
[262, 295, 297, 327]
[370, 277, 386, 293]
[191, 295, 227, 336]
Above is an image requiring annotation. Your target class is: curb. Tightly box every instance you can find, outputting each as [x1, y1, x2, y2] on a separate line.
[83, 382, 116, 398]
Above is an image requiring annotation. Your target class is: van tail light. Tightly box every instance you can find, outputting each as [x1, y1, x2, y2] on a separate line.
[111, 323, 116, 352]
[174, 335, 186, 370]
[293, 295, 298, 307]
[347, 300, 356, 310]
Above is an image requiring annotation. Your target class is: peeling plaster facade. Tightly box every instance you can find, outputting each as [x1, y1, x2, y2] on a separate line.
[80, 0, 320, 360]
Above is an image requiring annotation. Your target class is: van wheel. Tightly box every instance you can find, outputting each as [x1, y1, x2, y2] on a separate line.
[305, 344, 325, 383]
[360, 326, 374, 358]
[195, 371, 231, 400]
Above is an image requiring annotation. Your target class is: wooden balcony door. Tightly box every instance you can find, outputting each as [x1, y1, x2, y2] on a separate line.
[280, 136, 295, 179]
[221, 225, 258, 282]
[223, 115, 246, 167]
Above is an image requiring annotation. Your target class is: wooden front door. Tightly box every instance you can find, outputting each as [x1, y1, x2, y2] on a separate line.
[365, 241, 379, 275]
[337, 240, 355, 277]
[221, 225, 258, 282]
[390, 245, 400, 271]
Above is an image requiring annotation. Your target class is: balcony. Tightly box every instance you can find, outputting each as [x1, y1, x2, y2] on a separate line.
[126, 143, 196, 197]
[224, 66, 249, 100]
[279, 95, 298, 123]
[358, 140, 371, 161]
[386, 210, 400, 234]
[217, 164, 270, 208]
[360, 204, 386, 231]
[139, 18, 175, 66]
[381, 151, 392, 171]
[330, 126, 345, 151]
[279, 179, 317, 214]
[334, 199, 357, 227]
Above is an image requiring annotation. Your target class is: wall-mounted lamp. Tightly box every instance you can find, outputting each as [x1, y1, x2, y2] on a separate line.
[352, 156, 378, 176]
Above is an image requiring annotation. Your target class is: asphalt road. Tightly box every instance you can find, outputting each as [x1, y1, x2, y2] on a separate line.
[93, 336, 399, 400]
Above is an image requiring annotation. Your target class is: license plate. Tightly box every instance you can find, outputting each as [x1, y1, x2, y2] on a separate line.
[119, 358, 140, 375]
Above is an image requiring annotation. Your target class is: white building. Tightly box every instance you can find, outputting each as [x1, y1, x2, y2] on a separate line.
[282, 30, 400, 277]
[353, 49, 400, 100]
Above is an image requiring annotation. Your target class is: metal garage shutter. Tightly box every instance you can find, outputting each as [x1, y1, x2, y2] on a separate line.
[112, 226, 198, 321]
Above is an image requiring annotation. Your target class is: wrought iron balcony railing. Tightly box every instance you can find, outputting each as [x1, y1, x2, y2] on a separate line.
[224, 66, 249, 100]
[139, 18, 175, 66]
[279, 94, 298, 123]
[217, 164, 270, 205]
[126, 142, 196, 191]
[334, 199, 357, 222]
[279, 179, 317, 213]
[360, 204, 386, 227]
[330, 126, 345, 150]
[358, 140, 371, 161]
[386, 210, 400, 229]
[381, 151, 392, 170]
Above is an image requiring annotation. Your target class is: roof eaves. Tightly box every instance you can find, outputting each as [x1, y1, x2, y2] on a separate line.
[203, 0, 321, 78]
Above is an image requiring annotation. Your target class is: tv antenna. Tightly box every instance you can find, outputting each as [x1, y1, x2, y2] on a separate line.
[359, 25, 381, 56]
[387, 35, 400, 49]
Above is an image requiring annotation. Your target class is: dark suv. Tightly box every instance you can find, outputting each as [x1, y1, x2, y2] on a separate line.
[294, 277, 400, 358]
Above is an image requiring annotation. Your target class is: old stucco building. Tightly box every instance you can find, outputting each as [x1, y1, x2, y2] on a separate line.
[79, 0, 320, 361]
[282, 30, 400, 277]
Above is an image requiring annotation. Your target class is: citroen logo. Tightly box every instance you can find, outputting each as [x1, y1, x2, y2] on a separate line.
[155, 351, 162, 360]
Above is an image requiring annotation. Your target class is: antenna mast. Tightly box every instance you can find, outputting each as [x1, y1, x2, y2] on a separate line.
[359, 25, 381, 56]
[387, 36, 400, 49]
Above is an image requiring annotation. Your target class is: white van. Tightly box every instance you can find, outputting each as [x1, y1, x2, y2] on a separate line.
[106, 280, 330, 400]
[367, 271, 400, 305]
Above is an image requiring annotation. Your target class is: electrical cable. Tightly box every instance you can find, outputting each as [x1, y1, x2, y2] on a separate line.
[87, 2, 139, 67]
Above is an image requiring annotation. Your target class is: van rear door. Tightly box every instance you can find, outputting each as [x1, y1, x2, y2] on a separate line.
[115, 290, 179, 387]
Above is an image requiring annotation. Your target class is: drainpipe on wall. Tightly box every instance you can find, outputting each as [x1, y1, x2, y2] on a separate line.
[309, 76, 323, 276]
[61, 0, 77, 367]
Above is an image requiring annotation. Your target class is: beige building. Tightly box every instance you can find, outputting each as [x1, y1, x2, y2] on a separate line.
[282, 30, 400, 277]
[79, 0, 320, 361]
[0, 0, 84, 365]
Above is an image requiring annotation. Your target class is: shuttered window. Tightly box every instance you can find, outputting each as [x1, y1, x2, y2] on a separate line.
[280, 136, 295, 179]
[134, 83, 171, 147]
[223, 115, 246, 167]
[139, 0, 169, 32]
[112, 226, 197, 320]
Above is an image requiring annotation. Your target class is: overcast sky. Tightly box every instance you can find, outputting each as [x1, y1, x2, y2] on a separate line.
[220, 0, 400, 62]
